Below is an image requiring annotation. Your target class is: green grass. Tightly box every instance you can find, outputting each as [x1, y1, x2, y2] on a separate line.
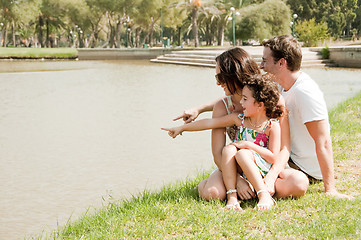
[0, 47, 78, 59]
[40, 92, 361, 239]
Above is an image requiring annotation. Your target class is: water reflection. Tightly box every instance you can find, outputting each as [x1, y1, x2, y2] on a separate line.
[0, 60, 361, 239]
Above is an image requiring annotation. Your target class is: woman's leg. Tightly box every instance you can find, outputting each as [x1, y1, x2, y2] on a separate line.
[221, 144, 240, 208]
[198, 169, 226, 201]
[235, 149, 275, 209]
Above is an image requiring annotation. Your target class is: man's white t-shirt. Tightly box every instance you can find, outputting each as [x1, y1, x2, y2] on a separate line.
[282, 72, 329, 180]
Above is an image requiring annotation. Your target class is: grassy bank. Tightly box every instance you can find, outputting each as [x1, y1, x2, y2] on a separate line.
[43, 92, 361, 239]
[0, 47, 78, 59]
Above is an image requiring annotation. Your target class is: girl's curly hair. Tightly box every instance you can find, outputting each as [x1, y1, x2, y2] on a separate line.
[244, 74, 284, 119]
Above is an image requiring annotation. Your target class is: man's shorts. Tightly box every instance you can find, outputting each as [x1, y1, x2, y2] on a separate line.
[288, 158, 322, 183]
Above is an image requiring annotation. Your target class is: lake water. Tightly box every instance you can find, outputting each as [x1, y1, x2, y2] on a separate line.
[1, 60, 361, 239]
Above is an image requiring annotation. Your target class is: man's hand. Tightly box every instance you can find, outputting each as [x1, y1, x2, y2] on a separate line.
[173, 109, 199, 124]
[325, 189, 354, 200]
[236, 175, 256, 200]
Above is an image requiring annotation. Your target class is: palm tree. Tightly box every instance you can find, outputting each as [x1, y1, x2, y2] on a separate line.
[213, 0, 243, 46]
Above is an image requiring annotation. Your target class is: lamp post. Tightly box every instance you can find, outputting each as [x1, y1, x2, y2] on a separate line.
[292, 14, 298, 37]
[161, 9, 164, 48]
[230, 7, 235, 46]
[228, 7, 240, 46]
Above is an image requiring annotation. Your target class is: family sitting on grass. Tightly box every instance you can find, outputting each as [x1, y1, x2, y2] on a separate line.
[162, 35, 353, 211]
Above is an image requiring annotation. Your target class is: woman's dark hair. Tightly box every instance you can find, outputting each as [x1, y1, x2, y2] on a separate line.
[215, 47, 260, 94]
[245, 74, 284, 119]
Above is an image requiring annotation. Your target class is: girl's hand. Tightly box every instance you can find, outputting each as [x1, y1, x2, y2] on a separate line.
[231, 140, 249, 149]
[161, 127, 183, 138]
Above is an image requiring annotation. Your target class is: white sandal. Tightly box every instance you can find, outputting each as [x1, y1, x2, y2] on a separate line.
[256, 190, 276, 210]
[225, 189, 242, 211]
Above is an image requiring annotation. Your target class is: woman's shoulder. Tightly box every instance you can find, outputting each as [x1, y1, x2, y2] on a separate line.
[213, 97, 229, 115]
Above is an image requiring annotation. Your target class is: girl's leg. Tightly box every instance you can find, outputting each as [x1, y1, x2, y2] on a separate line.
[235, 149, 275, 209]
[221, 144, 241, 209]
[198, 169, 226, 201]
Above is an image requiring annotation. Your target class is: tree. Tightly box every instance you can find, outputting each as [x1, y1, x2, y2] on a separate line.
[295, 18, 329, 47]
[211, 0, 244, 46]
[287, 0, 357, 38]
[236, 0, 291, 42]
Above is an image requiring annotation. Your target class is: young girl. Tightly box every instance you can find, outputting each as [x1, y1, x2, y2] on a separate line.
[162, 74, 283, 210]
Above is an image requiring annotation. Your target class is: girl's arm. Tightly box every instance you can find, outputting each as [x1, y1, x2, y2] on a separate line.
[231, 121, 281, 164]
[162, 112, 240, 138]
[263, 97, 291, 194]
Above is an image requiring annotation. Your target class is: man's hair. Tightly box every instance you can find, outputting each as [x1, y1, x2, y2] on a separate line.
[262, 35, 302, 72]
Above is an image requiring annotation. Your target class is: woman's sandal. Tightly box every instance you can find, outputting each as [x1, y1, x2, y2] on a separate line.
[225, 189, 242, 211]
[256, 190, 277, 210]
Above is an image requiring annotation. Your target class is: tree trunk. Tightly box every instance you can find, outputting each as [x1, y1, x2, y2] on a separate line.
[38, 15, 44, 48]
[2, 26, 7, 47]
[178, 26, 181, 46]
[192, 7, 199, 47]
[217, 21, 224, 46]
[135, 28, 141, 48]
[11, 21, 15, 46]
[115, 18, 121, 48]
[46, 19, 50, 48]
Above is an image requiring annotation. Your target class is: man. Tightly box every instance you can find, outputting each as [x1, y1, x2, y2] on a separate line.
[261, 35, 353, 199]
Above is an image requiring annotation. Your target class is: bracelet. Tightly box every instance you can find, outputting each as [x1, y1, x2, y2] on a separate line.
[226, 189, 237, 195]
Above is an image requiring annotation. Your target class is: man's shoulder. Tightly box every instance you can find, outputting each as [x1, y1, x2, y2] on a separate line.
[293, 72, 322, 96]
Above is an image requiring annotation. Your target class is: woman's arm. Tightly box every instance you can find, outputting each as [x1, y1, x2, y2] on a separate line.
[231, 121, 281, 164]
[211, 100, 229, 169]
[173, 97, 224, 123]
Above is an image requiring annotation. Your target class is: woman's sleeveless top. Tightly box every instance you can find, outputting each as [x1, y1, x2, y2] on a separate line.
[222, 96, 237, 141]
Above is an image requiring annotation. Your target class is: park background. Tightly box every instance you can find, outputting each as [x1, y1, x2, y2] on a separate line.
[1, 0, 361, 49]
[1, 0, 361, 239]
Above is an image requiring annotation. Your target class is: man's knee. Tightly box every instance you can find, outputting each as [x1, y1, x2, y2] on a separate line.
[290, 171, 309, 197]
[276, 169, 309, 198]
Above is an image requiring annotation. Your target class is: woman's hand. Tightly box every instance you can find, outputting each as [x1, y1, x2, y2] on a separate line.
[236, 175, 256, 200]
[161, 127, 183, 138]
[173, 108, 199, 124]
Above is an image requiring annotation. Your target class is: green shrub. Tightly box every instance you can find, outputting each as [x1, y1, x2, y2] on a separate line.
[295, 18, 329, 47]
[320, 46, 330, 59]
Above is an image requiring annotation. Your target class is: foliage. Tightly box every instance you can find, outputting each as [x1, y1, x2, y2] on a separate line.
[287, 0, 358, 38]
[295, 18, 329, 47]
[235, 0, 291, 42]
[320, 46, 330, 59]
[0, 0, 360, 48]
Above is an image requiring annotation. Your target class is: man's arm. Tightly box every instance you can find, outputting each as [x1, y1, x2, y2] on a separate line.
[263, 97, 291, 195]
[305, 120, 353, 199]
